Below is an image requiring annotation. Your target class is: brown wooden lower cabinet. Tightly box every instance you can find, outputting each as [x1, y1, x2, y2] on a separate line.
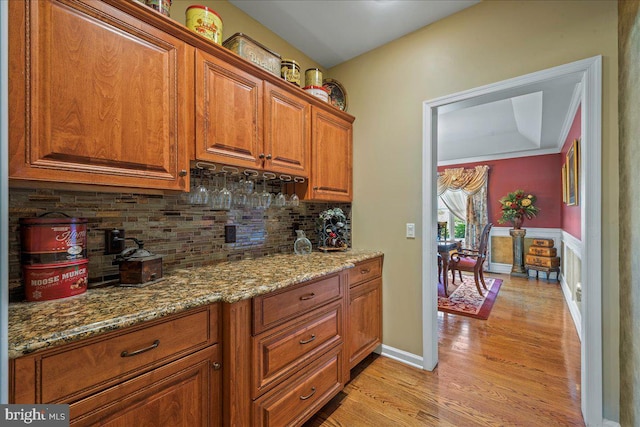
[9, 259, 384, 427]
[70, 344, 221, 427]
[10, 304, 221, 426]
[223, 272, 350, 427]
[348, 256, 383, 369]
[348, 277, 383, 369]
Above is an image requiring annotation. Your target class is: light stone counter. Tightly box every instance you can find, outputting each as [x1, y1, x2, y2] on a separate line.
[8, 250, 383, 359]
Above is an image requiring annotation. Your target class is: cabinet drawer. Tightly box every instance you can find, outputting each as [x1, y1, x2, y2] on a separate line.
[41, 305, 218, 403]
[253, 347, 343, 427]
[253, 273, 344, 334]
[349, 257, 382, 287]
[253, 301, 342, 397]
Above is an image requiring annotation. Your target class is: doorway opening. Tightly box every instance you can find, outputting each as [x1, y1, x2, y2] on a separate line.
[421, 56, 602, 424]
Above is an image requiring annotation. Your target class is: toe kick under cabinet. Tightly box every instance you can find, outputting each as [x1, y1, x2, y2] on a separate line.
[10, 304, 222, 427]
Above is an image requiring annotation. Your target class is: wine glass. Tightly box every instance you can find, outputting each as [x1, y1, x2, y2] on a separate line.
[209, 175, 221, 209]
[233, 178, 247, 208]
[260, 178, 273, 209]
[275, 180, 287, 208]
[219, 173, 232, 210]
[191, 174, 209, 205]
[290, 178, 300, 207]
[249, 177, 261, 209]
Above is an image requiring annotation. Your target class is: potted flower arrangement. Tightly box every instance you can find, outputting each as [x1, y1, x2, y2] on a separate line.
[497, 190, 539, 229]
[317, 208, 349, 251]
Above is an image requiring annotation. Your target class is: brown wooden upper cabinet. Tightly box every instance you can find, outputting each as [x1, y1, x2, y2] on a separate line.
[263, 82, 311, 176]
[306, 108, 353, 202]
[8, 0, 193, 192]
[9, 0, 354, 200]
[194, 49, 264, 171]
[195, 51, 311, 177]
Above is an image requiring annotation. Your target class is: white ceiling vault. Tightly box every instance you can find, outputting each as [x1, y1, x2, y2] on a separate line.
[228, 0, 480, 68]
[230, 0, 581, 165]
[437, 72, 583, 165]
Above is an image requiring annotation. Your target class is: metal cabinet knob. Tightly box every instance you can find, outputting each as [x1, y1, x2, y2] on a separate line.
[179, 169, 188, 177]
[259, 153, 265, 159]
[266, 154, 272, 160]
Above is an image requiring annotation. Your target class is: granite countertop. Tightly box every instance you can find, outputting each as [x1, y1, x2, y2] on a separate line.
[8, 250, 383, 359]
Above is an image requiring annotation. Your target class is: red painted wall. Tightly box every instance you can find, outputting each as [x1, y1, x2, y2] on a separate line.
[438, 154, 563, 228]
[561, 105, 582, 239]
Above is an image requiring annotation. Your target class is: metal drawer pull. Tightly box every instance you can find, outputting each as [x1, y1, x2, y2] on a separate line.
[120, 340, 160, 357]
[300, 293, 316, 301]
[360, 268, 371, 274]
[212, 362, 222, 370]
[299, 334, 316, 345]
[300, 387, 316, 401]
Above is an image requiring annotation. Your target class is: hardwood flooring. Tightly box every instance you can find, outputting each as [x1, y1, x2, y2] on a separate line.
[304, 274, 583, 426]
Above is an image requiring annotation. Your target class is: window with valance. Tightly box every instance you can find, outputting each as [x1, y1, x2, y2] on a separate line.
[437, 165, 490, 249]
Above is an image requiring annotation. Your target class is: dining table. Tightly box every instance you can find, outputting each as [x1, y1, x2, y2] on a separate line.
[438, 240, 461, 297]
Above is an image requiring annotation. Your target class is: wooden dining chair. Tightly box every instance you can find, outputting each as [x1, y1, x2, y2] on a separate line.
[449, 223, 493, 295]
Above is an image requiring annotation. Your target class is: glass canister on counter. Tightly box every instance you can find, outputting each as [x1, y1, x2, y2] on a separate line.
[186, 5, 223, 45]
[146, 0, 172, 16]
[281, 59, 301, 86]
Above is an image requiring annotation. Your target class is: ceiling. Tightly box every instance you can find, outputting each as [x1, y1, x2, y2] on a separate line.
[228, 0, 479, 68]
[229, 0, 580, 164]
[437, 72, 583, 165]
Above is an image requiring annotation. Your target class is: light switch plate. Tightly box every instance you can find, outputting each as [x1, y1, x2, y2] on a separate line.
[406, 223, 415, 238]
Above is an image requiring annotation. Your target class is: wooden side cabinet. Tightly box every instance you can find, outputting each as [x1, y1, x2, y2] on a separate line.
[307, 107, 353, 202]
[9, 0, 193, 192]
[348, 256, 383, 369]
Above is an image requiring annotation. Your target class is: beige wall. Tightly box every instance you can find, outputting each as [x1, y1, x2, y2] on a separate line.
[618, 1, 639, 425]
[171, 0, 325, 77]
[329, 0, 619, 420]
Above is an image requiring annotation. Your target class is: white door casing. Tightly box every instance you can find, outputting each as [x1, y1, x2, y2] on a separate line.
[421, 56, 602, 425]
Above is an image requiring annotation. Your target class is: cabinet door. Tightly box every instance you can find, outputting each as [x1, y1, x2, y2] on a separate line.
[263, 82, 310, 176]
[70, 345, 221, 427]
[349, 278, 382, 369]
[9, 0, 192, 191]
[195, 49, 263, 169]
[308, 108, 353, 202]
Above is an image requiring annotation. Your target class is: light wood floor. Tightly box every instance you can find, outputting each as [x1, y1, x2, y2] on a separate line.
[304, 274, 583, 426]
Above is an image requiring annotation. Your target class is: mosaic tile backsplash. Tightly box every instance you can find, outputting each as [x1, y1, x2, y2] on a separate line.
[8, 176, 351, 289]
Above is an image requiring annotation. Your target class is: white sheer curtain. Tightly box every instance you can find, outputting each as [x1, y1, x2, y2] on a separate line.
[439, 190, 467, 221]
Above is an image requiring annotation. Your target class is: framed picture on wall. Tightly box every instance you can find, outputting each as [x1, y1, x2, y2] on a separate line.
[562, 163, 567, 204]
[566, 139, 579, 206]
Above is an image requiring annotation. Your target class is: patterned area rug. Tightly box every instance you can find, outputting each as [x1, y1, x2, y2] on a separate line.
[438, 274, 502, 320]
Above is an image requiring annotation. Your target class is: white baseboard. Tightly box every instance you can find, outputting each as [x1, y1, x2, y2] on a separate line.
[560, 274, 582, 340]
[489, 262, 512, 275]
[602, 419, 620, 427]
[379, 344, 424, 370]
